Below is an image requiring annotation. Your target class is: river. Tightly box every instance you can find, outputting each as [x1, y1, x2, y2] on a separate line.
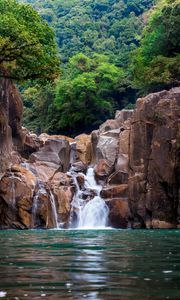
[0, 229, 180, 299]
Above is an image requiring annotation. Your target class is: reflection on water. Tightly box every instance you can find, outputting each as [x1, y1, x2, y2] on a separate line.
[0, 230, 180, 299]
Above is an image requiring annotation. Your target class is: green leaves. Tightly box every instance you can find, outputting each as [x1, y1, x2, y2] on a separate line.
[132, 0, 180, 92]
[0, 0, 59, 82]
[55, 53, 127, 133]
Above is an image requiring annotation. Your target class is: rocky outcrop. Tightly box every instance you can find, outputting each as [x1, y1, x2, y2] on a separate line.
[75, 134, 92, 165]
[0, 83, 179, 230]
[0, 77, 23, 173]
[128, 88, 180, 229]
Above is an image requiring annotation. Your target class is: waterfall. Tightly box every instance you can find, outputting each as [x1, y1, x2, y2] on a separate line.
[49, 191, 59, 229]
[31, 180, 46, 228]
[32, 181, 59, 229]
[70, 167, 109, 229]
[79, 196, 109, 229]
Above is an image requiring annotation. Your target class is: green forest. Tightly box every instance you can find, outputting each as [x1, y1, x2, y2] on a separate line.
[1, 0, 180, 135]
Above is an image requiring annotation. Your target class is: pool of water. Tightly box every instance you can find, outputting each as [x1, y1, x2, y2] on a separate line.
[0, 229, 180, 300]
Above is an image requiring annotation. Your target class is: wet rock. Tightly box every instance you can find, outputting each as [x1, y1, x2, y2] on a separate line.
[0, 165, 36, 228]
[107, 198, 130, 228]
[108, 170, 128, 185]
[76, 174, 85, 189]
[101, 184, 128, 199]
[94, 159, 114, 179]
[71, 161, 87, 173]
[50, 172, 74, 226]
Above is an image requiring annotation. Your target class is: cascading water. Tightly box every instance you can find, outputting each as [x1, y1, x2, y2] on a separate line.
[21, 162, 59, 229]
[31, 180, 46, 228]
[49, 191, 59, 229]
[70, 167, 109, 229]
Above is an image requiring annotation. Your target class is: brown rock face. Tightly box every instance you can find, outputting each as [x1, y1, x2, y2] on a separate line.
[94, 159, 114, 179]
[75, 134, 92, 165]
[101, 184, 128, 199]
[107, 199, 130, 228]
[50, 172, 74, 226]
[0, 78, 23, 173]
[0, 165, 36, 228]
[29, 138, 70, 172]
[128, 88, 180, 229]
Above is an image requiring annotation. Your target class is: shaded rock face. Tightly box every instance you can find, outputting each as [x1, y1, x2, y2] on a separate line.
[128, 88, 180, 229]
[0, 78, 23, 173]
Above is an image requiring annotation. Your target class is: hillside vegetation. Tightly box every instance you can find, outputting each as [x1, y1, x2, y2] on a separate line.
[10, 0, 180, 134]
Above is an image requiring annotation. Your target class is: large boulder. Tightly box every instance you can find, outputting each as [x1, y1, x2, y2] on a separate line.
[29, 138, 70, 172]
[0, 165, 36, 228]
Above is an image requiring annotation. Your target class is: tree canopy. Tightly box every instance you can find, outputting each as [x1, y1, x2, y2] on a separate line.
[0, 0, 59, 81]
[20, 0, 154, 67]
[55, 53, 127, 134]
[132, 0, 180, 92]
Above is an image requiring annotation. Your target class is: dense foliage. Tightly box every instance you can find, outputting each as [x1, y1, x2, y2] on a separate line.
[14, 0, 180, 135]
[0, 0, 59, 81]
[20, 0, 153, 67]
[132, 0, 180, 92]
[20, 0, 153, 134]
[55, 53, 129, 134]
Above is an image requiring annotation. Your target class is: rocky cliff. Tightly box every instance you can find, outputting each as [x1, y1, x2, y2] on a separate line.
[0, 82, 179, 229]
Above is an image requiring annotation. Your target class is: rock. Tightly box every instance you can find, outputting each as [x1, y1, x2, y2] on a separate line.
[39, 133, 74, 144]
[108, 170, 128, 185]
[150, 219, 176, 229]
[22, 128, 42, 157]
[91, 130, 99, 164]
[71, 161, 87, 173]
[129, 88, 180, 228]
[115, 109, 133, 124]
[29, 138, 70, 172]
[75, 134, 92, 165]
[50, 172, 74, 226]
[100, 184, 128, 199]
[116, 154, 129, 173]
[8, 80, 23, 151]
[107, 198, 130, 228]
[0, 165, 36, 228]
[0, 77, 23, 172]
[99, 119, 120, 133]
[30, 161, 61, 183]
[76, 174, 85, 189]
[96, 133, 119, 166]
[94, 159, 114, 179]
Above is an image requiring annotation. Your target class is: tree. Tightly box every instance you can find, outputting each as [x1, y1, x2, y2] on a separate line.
[132, 0, 180, 93]
[0, 0, 59, 81]
[55, 53, 127, 134]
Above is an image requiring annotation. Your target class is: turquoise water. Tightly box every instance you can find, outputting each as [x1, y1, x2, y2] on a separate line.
[0, 230, 180, 300]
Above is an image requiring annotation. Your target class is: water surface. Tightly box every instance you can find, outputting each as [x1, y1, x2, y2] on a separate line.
[0, 229, 180, 300]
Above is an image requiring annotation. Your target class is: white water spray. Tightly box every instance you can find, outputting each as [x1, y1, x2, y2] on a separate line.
[49, 191, 59, 229]
[70, 167, 109, 229]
